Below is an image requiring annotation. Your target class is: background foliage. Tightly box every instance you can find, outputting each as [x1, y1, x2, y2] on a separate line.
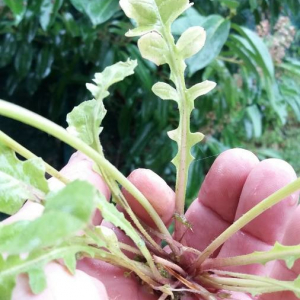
[0, 0, 299, 206]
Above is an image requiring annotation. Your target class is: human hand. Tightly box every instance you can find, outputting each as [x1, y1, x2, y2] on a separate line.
[6, 149, 299, 300]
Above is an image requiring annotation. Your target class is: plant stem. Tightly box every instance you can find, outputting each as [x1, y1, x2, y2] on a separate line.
[0, 100, 172, 243]
[202, 245, 300, 270]
[162, 30, 191, 242]
[0, 130, 70, 185]
[201, 269, 300, 295]
[153, 255, 187, 276]
[193, 177, 300, 270]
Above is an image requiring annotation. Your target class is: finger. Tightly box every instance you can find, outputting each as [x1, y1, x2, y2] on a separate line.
[77, 169, 176, 300]
[122, 168, 175, 228]
[49, 151, 110, 198]
[49, 152, 111, 225]
[2, 202, 44, 225]
[182, 149, 259, 254]
[77, 259, 157, 300]
[217, 159, 298, 275]
[258, 205, 300, 300]
[12, 262, 109, 300]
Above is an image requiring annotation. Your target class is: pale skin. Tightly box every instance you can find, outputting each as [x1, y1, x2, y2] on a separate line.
[3, 148, 300, 300]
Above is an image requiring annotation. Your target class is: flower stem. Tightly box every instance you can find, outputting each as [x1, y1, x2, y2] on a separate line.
[193, 177, 300, 270]
[202, 244, 300, 270]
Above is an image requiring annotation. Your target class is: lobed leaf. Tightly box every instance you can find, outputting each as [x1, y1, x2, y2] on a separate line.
[0, 181, 95, 254]
[67, 60, 137, 152]
[0, 244, 93, 299]
[95, 193, 146, 251]
[67, 100, 106, 150]
[0, 144, 48, 215]
[120, 0, 191, 37]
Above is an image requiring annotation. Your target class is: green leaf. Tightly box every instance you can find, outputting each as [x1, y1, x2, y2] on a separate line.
[36, 46, 54, 79]
[246, 105, 262, 138]
[0, 34, 17, 68]
[176, 26, 206, 60]
[232, 25, 274, 79]
[152, 82, 178, 102]
[14, 44, 34, 79]
[0, 255, 16, 300]
[88, 59, 138, 99]
[0, 244, 94, 298]
[67, 60, 137, 152]
[96, 193, 145, 250]
[279, 62, 300, 79]
[39, 0, 63, 31]
[0, 144, 48, 215]
[249, 0, 258, 11]
[120, 0, 191, 37]
[70, 0, 119, 26]
[219, 0, 240, 9]
[0, 181, 95, 254]
[172, 7, 205, 35]
[67, 100, 106, 149]
[138, 32, 169, 66]
[3, 0, 26, 24]
[95, 192, 157, 270]
[28, 268, 47, 294]
[187, 81, 216, 101]
[186, 16, 231, 75]
[45, 180, 95, 223]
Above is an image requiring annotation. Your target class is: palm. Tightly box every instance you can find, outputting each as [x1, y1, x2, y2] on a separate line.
[7, 149, 299, 300]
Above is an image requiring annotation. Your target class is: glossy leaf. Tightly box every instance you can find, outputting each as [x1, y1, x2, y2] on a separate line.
[0, 34, 17, 68]
[186, 15, 231, 75]
[14, 44, 34, 79]
[3, 0, 26, 24]
[40, 0, 63, 31]
[70, 0, 119, 26]
[0, 144, 48, 215]
[172, 7, 205, 35]
[36, 46, 54, 79]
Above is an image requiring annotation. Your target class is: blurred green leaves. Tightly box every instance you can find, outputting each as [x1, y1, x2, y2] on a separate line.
[70, 0, 120, 26]
[3, 0, 26, 24]
[40, 0, 63, 30]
